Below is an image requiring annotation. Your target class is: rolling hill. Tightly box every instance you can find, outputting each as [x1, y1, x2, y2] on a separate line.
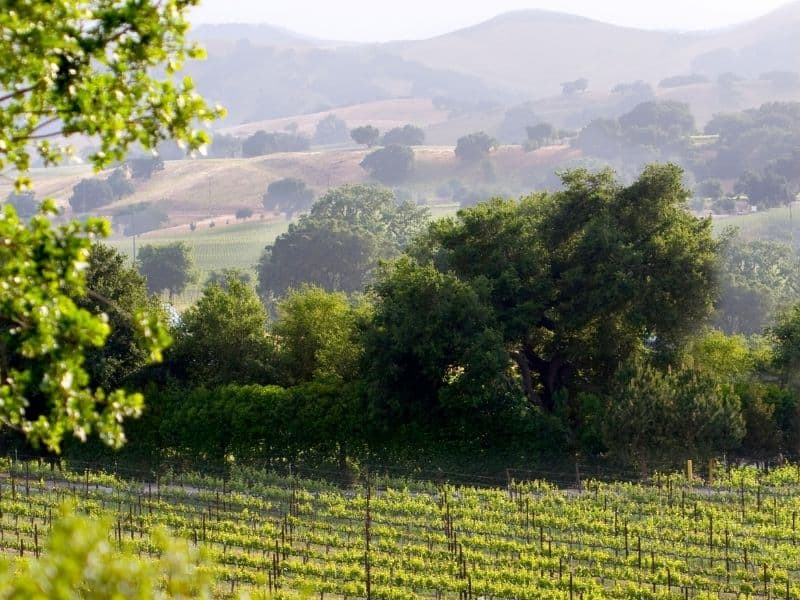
[184, 2, 800, 130]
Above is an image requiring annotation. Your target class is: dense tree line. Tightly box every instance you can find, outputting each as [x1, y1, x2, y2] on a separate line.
[45, 170, 800, 476]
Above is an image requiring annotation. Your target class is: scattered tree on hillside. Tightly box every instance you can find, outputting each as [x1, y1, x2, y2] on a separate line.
[497, 103, 541, 144]
[207, 132, 242, 158]
[455, 132, 497, 162]
[4, 190, 37, 218]
[360, 144, 415, 183]
[382, 124, 426, 146]
[137, 242, 198, 302]
[350, 125, 381, 147]
[263, 177, 315, 218]
[525, 122, 556, 150]
[235, 207, 254, 220]
[113, 203, 169, 236]
[69, 178, 115, 213]
[561, 78, 588, 95]
[257, 184, 428, 300]
[127, 157, 165, 180]
[241, 130, 310, 157]
[313, 114, 349, 145]
[107, 167, 134, 199]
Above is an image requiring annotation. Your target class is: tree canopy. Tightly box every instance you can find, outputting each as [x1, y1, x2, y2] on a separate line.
[406, 164, 719, 410]
[257, 185, 429, 300]
[167, 273, 274, 386]
[263, 177, 315, 218]
[455, 132, 497, 162]
[137, 242, 197, 302]
[360, 144, 415, 183]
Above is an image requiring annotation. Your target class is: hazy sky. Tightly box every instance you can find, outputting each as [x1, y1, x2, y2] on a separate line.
[190, 0, 792, 42]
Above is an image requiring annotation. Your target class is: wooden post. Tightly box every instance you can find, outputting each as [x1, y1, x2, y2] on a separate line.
[686, 459, 693, 482]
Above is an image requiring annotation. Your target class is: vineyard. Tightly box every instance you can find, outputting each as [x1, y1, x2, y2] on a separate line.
[3, 460, 800, 598]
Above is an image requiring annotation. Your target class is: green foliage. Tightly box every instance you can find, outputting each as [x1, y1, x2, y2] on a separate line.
[0, 505, 210, 599]
[364, 258, 513, 439]
[272, 285, 368, 385]
[454, 132, 497, 162]
[263, 177, 315, 218]
[78, 244, 167, 391]
[410, 164, 718, 411]
[771, 304, 800, 389]
[576, 101, 694, 159]
[359, 144, 415, 183]
[155, 381, 365, 462]
[715, 232, 800, 335]
[0, 203, 169, 452]
[603, 356, 744, 470]
[168, 273, 273, 386]
[137, 242, 197, 301]
[258, 184, 429, 299]
[0, 0, 222, 180]
[350, 125, 380, 147]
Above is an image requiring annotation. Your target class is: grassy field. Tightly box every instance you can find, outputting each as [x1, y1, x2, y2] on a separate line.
[106, 219, 290, 306]
[716, 204, 800, 247]
[5, 458, 800, 598]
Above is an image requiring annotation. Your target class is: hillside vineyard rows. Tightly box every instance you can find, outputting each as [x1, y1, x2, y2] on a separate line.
[4, 460, 800, 599]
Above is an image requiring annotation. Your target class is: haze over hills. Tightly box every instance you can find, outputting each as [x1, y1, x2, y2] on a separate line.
[184, 2, 800, 130]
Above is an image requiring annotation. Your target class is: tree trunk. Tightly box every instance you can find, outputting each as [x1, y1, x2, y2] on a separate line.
[512, 350, 543, 409]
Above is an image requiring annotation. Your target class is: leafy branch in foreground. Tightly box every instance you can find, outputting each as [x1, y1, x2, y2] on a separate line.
[0, 0, 225, 183]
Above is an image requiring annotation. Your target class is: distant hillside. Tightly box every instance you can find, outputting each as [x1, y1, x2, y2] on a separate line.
[184, 3, 800, 130]
[219, 98, 451, 138]
[185, 42, 512, 127]
[193, 23, 321, 47]
[390, 3, 800, 96]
